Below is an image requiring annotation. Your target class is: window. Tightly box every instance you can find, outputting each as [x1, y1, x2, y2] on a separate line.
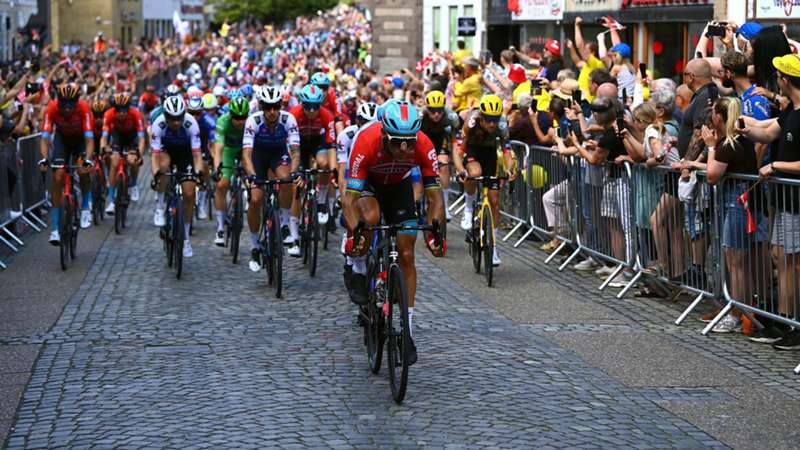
[463, 5, 474, 53]
[432, 6, 440, 51]
[448, 6, 458, 52]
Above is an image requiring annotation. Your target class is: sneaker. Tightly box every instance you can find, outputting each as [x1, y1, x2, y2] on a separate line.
[445, 208, 452, 222]
[748, 326, 785, 344]
[342, 264, 353, 287]
[573, 257, 598, 271]
[317, 204, 329, 225]
[197, 203, 209, 220]
[9, 210, 22, 219]
[214, 230, 225, 247]
[282, 235, 296, 245]
[79, 210, 92, 229]
[699, 308, 722, 323]
[154, 208, 165, 227]
[105, 201, 115, 215]
[288, 243, 301, 257]
[460, 211, 473, 231]
[182, 240, 193, 258]
[249, 248, 262, 272]
[594, 265, 615, 276]
[711, 313, 742, 333]
[48, 230, 60, 246]
[347, 272, 369, 305]
[607, 272, 632, 288]
[406, 335, 418, 366]
[130, 186, 140, 202]
[772, 329, 800, 351]
[492, 249, 501, 267]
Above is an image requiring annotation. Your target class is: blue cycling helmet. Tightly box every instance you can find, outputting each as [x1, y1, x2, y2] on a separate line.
[240, 84, 254, 98]
[298, 84, 325, 105]
[310, 72, 331, 88]
[380, 100, 421, 136]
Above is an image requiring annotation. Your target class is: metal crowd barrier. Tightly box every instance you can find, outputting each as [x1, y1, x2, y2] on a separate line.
[499, 141, 531, 243]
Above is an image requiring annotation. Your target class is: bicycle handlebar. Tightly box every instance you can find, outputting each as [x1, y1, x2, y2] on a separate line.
[464, 175, 509, 181]
[353, 219, 443, 247]
[248, 177, 295, 187]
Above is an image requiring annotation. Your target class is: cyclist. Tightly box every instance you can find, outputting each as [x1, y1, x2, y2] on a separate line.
[149, 84, 181, 124]
[202, 93, 219, 117]
[453, 94, 517, 266]
[100, 93, 145, 214]
[39, 83, 96, 243]
[343, 100, 446, 364]
[211, 97, 250, 246]
[337, 101, 377, 302]
[187, 96, 214, 220]
[242, 85, 302, 270]
[150, 95, 204, 258]
[288, 84, 336, 232]
[310, 72, 346, 135]
[421, 90, 460, 221]
[138, 85, 159, 116]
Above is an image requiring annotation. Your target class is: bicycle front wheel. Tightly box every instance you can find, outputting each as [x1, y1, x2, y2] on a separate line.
[69, 201, 78, 260]
[114, 178, 125, 235]
[231, 187, 243, 264]
[308, 201, 319, 277]
[272, 204, 284, 298]
[470, 212, 481, 274]
[386, 263, 410, 404]
[59, 204, 70, 271]
[365, 262, 384, 374]
[174, 197, 184, 279]
[482, 209, 494, 287]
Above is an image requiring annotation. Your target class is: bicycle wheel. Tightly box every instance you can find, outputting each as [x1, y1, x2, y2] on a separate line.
[308, 201, 319, 277]
[482, 208, 494, 287]
[471, 209, 481, 274]
[114, 178, 125, 235]
[231, 187, 243, 264]
[59, 203, 70, 271]
[263, 207, 275, 286]
[386, 263, 411, 403]
[69, 199, 78, 260]
[91, 175, 103, 225]
[300, 196, 310, 265]
[207, 180, 215, 221]
[164, 206, 174, 268]
[364, 262, 384, 374]
[174, 197, 184, 279]
[272, 203, 284, 298]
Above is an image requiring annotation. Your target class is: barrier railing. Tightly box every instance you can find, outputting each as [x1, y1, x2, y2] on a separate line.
[17, 133, 48, 232]
[499, 141, 531, 244]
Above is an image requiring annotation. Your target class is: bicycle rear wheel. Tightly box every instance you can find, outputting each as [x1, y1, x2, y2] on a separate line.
[470, 211, 481, 273]
[91, 174, 103, 225]
[365, 262, 384, 374]
[272, 203, 284, 298]
[174, 197, 184, 279]
[231, 187, 243, 264]
[69, 200, 78, 260]
[114, 178, 125, 235]
[482, 209, 494, 287]
[263, 207, 275, 286]
[300, 196, 311, 265]
[59, 204, 69, 271]
[386, 263, 410, 404]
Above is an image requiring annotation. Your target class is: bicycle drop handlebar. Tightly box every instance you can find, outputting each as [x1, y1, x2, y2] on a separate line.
[353, 219, 443, 249]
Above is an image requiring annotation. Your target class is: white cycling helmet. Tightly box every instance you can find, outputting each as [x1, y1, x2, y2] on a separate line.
[187, 96, 203, 112]
[163, 95, 186, 118]
[256, 85, 282, 104]
[165, 84, 181, 96]
[212, 85, 226, 97]
[357, 102, 378, 122]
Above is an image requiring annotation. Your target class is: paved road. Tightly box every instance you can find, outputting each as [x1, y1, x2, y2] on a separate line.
[1, 181, 799, 449]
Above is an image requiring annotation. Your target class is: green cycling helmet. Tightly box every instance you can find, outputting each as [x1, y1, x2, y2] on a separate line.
[229, 97, 250, 118]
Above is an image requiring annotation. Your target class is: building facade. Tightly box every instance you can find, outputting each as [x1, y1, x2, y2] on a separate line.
[49, 0, 143, 50]
[422, 0, 484, 59]
[362, 0, 424, 74]
[0, 0, 38, 61]
[143, 0, 206, 40]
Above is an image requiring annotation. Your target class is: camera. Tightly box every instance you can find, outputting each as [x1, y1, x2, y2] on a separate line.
[706, 22, 728, 38]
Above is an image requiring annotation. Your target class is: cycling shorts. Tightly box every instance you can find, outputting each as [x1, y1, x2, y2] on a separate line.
[110, 130, 139, 155]
[51, 131, 86, 165]
[300, 144, 330, 169]
[221, 145, 242, 180]
[361, 177, 417, 229]
[464, 146, 499, 189]
[252, 148, 290, 180]
[162, 144, 194, 174]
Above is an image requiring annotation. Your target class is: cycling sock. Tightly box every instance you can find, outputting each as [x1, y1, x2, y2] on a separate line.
[289, 216, 300, 240]
[215, 210, 225, 231]
[183, 223, 191, 241]
[50, 208, 60, 231]
[250, 232, 260, 249]
[409, 309, 415, 336]
[443, 188, 450, 211]
[352, 255, 366, 275]
[82, 190, 92, 210]
[464, 193, 476, 213]
[156, 192, 166, 209]
[317, 185, 328, 204]
[197, 190, 207, 207]
[108, 186, 116, 202]
[280, 208, 290, 228]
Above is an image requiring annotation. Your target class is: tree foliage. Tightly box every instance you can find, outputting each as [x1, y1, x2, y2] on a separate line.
[209, 0, 340, 24]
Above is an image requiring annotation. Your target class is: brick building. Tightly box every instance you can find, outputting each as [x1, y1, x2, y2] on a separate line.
[362, 0, 423, 74]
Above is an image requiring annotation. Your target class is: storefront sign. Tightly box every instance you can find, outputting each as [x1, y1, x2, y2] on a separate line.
[750, 0, 800, 19]
[566, 0, 622, 12]
[509, 0, 565, 21]
[621, 0, 710, 7]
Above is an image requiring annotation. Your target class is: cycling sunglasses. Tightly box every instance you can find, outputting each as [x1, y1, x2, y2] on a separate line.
[302, 103, 321, 111]
[260, 102, 281, 111]
[387, 135, 417, 149]
[230, 114, 248, 121]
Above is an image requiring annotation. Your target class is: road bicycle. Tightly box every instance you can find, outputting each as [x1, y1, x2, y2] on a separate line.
[89, 156, 106, 226]
[355, 219, 441, 404]
[159, 168, 197, 279]
[52, 163, 82, 271]
[112, 152, 131, 235]
[296, 168, 334, 277]
[464, 175, 507, 287]
[221, 162, 246, 264]
[251, 177, 294, 298]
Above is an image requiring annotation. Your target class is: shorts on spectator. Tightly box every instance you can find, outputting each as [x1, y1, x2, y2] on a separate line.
[771, 211, 800, 254]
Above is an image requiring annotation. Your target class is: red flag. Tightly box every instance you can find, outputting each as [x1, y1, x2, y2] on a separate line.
[737, 191, 758, 235]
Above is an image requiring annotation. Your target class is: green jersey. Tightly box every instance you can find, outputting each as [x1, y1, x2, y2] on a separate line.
[215, 113, 245, 149]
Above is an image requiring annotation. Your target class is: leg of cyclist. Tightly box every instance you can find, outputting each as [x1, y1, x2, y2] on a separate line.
[127, 148, 140, 202]
[315, 148, 331, 224]
[438, 150, 451, 220]
[348, 193, 379, 305]
[460, 160, 482, 230]
[246, 179, 265, 271]
[274, 161, 298, 256]
[178, 146, 200, 257]
[77, 140, 92, 229]
[214, 174, 230, 244]
[153, 152, 171, 227]
[106, 150, 121, 215]
[287, 147, 311, 247]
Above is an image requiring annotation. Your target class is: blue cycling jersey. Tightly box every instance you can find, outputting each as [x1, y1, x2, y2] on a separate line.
[243, 111, 300, 152]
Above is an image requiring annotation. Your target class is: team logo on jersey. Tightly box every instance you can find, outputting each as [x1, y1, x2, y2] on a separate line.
[158, 121, 167, 130]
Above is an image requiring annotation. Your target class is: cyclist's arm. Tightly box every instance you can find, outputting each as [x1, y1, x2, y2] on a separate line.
[134, 110, 146, 156]
[241, 116, 257, 177]
[416, 133, 445, 231]
[40, 104, 54, 161]
[453, 121, 471, 174]
[189, 122, 203, 174]
[82, 105, 94, 161]
[285, 113, 301, 172]
[149, 124, 163, 175]
[344, 135, 373, 233]
[213, 115, 228, 170]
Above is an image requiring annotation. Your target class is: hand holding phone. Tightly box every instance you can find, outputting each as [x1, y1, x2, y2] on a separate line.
[639, 63, 647, 79]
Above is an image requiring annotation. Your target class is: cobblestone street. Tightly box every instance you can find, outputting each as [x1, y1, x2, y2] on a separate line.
[2, 185, 800, 449]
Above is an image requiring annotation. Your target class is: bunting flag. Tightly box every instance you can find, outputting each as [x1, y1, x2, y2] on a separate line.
[736, 191, 758, 234]
[507, 0, 521, 15]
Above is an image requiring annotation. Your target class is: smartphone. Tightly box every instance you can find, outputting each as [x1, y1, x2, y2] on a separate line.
[570, 120, 584, 143]
[738, 117, 745, 129]
[706, 24, 726, 38]
[616, 109, 626, 137]
[639, 63, 647, 79]
[696, 51, 703, 59]
[531, 78, 542, 96]
[482, 50, 493, 65]
[566, 98, 573, 108]
[572, 90, 582, 104]
[556, 127, 564, 139]
[622, 88, 628, 106]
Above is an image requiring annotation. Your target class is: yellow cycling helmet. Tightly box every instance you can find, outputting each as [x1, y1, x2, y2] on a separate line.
[479, 94, 503, 117]
[425, 90, 446, 109]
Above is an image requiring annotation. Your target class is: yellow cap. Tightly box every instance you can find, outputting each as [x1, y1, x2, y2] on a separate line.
[773, 54, 800, 78]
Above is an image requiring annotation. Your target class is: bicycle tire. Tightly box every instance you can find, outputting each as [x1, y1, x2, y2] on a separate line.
[483, 209, 494, 287]
[231, 187, 243, 264]
[300, 196, 310, 265]
[91, 175, 103, 225]
[365, 261, 384, 374]
[386, 263, 410, 404]
[207, 180, 215, 221]
[263, 207, 275, 286]
[174, 196, 184, 279]
[471, 210, 481, 274]
[272, 203, 283, 298]
[69, 199, 78, 260]
[308, 201, 319, 277]
[59, 203, 69, 271]
[165, 215, 174, 268]
[114, 178, 125, 235]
